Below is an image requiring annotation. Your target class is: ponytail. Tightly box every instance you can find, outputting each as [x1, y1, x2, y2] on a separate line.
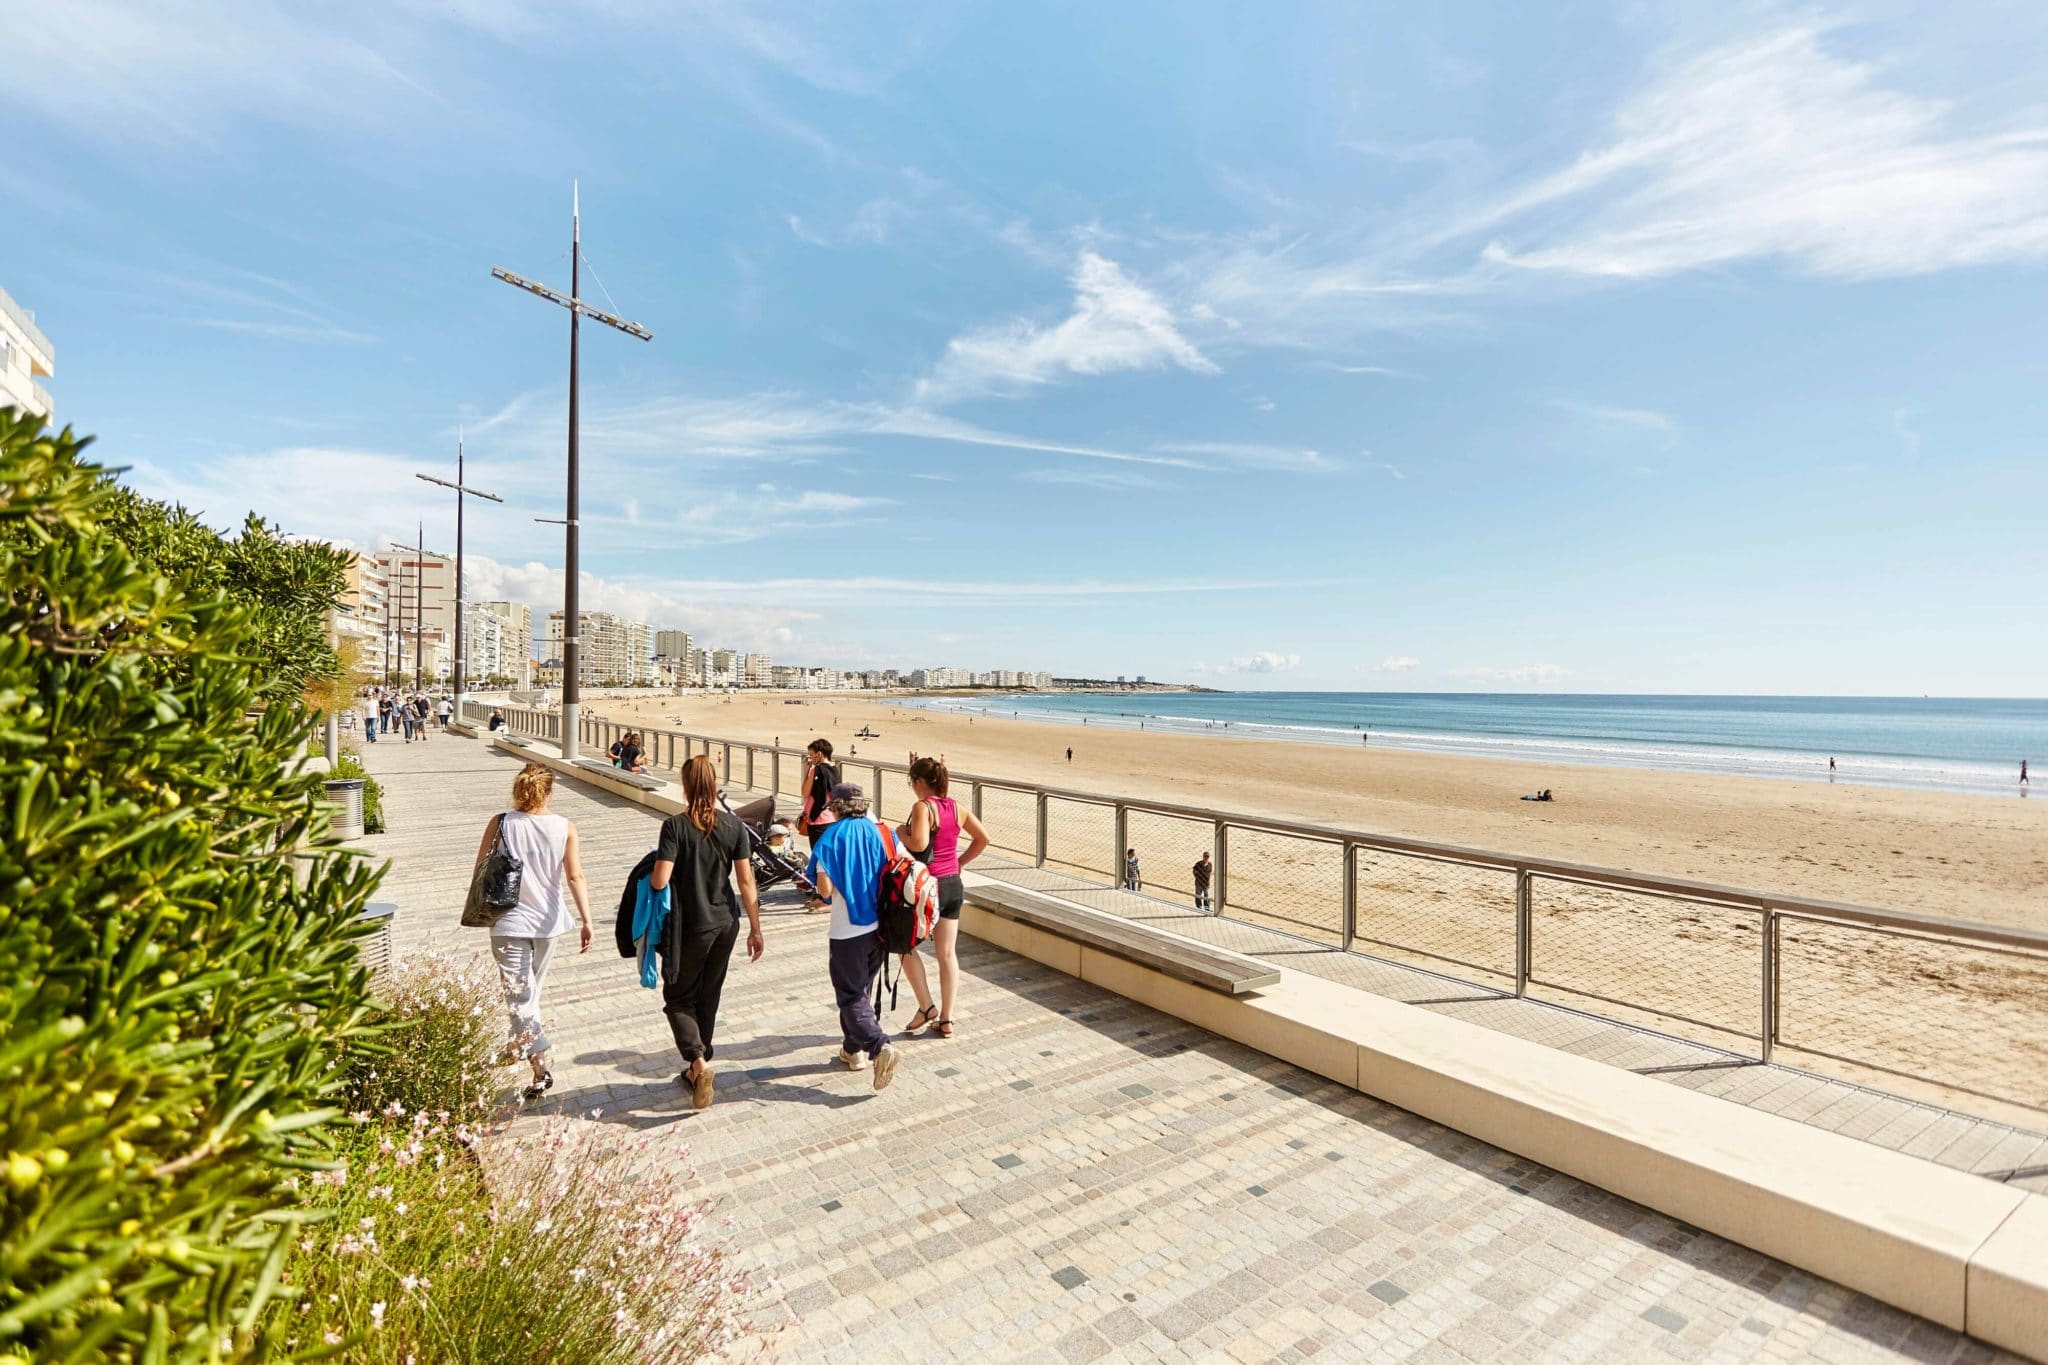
[681, 755, 719, 836]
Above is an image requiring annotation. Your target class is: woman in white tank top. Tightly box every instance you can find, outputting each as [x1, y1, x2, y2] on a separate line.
[473, 762, 593, 1099]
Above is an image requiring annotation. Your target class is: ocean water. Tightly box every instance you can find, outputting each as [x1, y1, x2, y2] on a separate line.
[905, 692, 2047, 796]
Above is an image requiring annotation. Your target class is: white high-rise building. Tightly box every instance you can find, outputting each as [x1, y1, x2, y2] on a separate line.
[0, 283, 55, 420]
[742, 653, 774, 687]
[544, 611, 655, 686]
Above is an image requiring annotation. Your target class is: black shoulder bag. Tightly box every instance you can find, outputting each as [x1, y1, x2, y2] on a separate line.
[461, 813, 526, 928]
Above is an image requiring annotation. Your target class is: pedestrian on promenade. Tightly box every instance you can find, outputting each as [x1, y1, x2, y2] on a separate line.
[438, 695, 454, 729]
[399, 696, 416, 742]
[1124, 848, 1141, 892]
[363, 702, 378, 743]
[799, 738, 840, 910]
[650, 756, 764, 1110]
[897, 757, 989, 1039]
[474, 762, 594, 1100]
[412, 695, 431, 743]
[1193, 852, 1213, 911]
[805, 782, 903, 1090]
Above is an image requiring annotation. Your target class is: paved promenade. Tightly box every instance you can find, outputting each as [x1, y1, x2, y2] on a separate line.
[358, 731, 2013, 1362]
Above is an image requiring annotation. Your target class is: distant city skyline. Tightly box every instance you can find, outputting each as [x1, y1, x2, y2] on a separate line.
[3, 5, 2045, 694]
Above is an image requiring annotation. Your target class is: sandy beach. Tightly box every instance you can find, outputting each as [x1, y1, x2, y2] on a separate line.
[585, 690, 2048, 931]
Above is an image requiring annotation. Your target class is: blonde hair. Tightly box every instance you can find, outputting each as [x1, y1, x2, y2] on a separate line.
[511, 763, 555, 812]
[681, 755, 719, 835]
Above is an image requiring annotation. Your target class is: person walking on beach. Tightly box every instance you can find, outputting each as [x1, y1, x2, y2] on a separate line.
[474, 763, 594, 1100]
[2024, 760, 2031, 787]
[650, 756, 764, 1109]
[1193, 852, 1213, 912]
[1124, 848, 1141, 892]
[805, 783, 903, 1091]
[897, 757, 990, 1040]
[1066, 747, 1073, 763]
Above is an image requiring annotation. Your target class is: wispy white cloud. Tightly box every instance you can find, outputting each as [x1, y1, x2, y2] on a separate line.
[1448, 663, 1568, 686]
[643, 576, 1337, 601]
[1377, 655, 1420, 673]
[1154, 440, 1339, 473]
[1020, 469, 1160, 491]
[1223, 650, 1301, 674]
[1893, 407, 1922, 457]
[1549, 399, 1677, 437]
[915, 251, 1218, 405]
[1467, 25, 2048, 281]
[873, 409, 1203, 469]
[190, 318, 377, 345]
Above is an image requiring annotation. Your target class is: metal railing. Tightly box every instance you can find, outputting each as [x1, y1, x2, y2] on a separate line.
[464, 699, 2048, 1117]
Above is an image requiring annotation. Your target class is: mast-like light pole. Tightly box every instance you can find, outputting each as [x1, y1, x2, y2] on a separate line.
[491, 183, 651, 759]
[417, 428, 502, 724]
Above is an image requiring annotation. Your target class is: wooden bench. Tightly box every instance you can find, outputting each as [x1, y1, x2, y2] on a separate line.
[967, 880, 1279, 996]
[574, 757, 665, 791]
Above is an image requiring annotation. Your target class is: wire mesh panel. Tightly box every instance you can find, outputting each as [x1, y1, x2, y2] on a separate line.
[1527, 878, 1760, 1051]
[1044, 795, 1115, 881]
[1351, 849, 1517, 984]
[1775, 916, 2048, 1115]
[870, 766, 905, 823]
[1125, 808, 1216, 906]
[777, 753, 804, 800]
[974, 783, 1038, 861]
[1219, 826, 1344, 945]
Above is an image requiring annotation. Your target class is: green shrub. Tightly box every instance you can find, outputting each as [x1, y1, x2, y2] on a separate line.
[0, 412, 381, 1361]
[264, 1114, 766, 1362]
[343, 955, 499, 1129]
[330, 748, 384, 834]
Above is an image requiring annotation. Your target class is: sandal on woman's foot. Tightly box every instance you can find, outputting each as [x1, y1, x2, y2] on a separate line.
[689, 1064, 714, 1111]
[933, 1019, 954, 1039]
[906, 1005, 938, 1035]
[522, 1069, 554, 1101]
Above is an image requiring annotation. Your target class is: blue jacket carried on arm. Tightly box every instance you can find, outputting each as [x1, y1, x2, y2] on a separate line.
[614, 849, 670, 989]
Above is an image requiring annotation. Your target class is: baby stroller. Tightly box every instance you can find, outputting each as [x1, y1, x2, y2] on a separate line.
[723, 793, 815, 896]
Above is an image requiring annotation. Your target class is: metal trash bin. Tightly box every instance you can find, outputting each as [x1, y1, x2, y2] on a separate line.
[357, 901, 397, 975]
[322, 778, 366, 841]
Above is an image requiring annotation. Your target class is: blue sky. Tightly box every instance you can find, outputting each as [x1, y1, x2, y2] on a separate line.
[3, 1, 2044, 693]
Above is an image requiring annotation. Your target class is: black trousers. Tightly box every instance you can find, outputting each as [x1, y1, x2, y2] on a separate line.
[663, 916, 740, 1066]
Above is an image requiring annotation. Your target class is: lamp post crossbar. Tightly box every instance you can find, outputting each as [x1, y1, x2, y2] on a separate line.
[490, 182, 651, 761]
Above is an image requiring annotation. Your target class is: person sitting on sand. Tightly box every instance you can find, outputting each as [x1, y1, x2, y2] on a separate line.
[1520, 789, 1555, 803]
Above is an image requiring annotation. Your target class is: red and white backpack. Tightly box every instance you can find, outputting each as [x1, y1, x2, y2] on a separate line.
[874, 820, 940, 955]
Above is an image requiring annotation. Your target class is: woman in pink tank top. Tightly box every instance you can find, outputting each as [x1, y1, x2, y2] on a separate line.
[898, 756, 988, 1038]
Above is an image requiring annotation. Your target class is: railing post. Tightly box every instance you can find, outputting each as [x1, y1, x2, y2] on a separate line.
[972, 782, 984, 822]
[1514, 869, 1532, 998]
[1340, 842, 1357, 951]
[1213, 822, 1229, 914]
[747, 746, 756, 791]
[723, 741, 732, 777]
[1035, 791, 1049, 869]
[1114, 803, 1129, 890]
[1760, 906, 1778, 1064]
[772, 748, 781, 795]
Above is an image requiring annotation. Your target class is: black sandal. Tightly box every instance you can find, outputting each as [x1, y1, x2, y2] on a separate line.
[906, 1004, 938, 1034]
[933, 1019, 954, 1039]
[522, 1069, 554, 1100]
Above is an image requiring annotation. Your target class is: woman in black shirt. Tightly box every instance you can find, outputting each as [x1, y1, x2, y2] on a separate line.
[650, 756, 763, 1109]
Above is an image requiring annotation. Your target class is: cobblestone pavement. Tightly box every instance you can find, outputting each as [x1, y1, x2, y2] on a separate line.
[358, 731, 2016, 1363]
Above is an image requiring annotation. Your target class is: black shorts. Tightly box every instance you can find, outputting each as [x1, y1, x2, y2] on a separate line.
[936, 873, 964, 921]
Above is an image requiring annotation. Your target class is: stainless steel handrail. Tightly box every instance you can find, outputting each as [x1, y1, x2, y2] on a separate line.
[468, 699, 2048, 955]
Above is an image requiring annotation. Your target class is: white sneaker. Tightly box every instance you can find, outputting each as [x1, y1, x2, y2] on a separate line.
[872, 1043, 901, 1092]
[835, 1048, 868, 1072]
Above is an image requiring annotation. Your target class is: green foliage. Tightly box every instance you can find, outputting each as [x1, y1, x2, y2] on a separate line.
[329, 749, 384, 835]
[342, 956, 498, 1129]
[0, 411, 382, 1361]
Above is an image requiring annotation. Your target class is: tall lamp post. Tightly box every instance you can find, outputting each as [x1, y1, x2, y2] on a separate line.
[417, 429, 502, 724]
[384, 529, 427, 693]
[491, 183, 651, 759]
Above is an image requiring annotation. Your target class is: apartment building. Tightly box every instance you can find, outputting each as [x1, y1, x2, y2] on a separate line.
[0, 283, 54, 420]
[655, 628, 693, 658]
[544, 610, 653, 685]
[474, 601, 532, 664]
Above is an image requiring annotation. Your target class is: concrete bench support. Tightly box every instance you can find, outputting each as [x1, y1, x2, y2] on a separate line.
[969, 882, 1276, 995]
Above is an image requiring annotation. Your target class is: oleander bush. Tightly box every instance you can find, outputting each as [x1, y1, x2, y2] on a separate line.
[0, 411, 382, 1361]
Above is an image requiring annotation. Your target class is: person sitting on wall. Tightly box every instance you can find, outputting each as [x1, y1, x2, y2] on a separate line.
[489, 711, 506, 732]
